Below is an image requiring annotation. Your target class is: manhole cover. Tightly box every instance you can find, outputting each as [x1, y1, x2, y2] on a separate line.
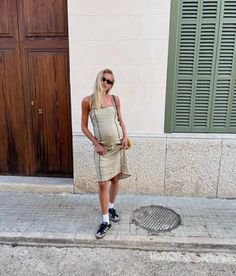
[132, 205, 181, 233]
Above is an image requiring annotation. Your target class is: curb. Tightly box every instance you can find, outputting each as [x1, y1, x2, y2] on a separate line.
[1, 233, 236, 253]
[0, 184, 73, 194]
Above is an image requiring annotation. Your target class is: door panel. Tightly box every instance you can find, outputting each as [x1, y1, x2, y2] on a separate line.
[0, 0, 29, 174]
[0, 0, 17, 41]
[0, 50, 29, 174]
[18, 0, 73, 176]
[28, 52, 72, 175]
[21, 0, 67, 37]
[18, 0, 68, 39]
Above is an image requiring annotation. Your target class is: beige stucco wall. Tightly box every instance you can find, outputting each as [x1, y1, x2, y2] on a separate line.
[68, 0, 236, 198]
[68, 0, 171, 135]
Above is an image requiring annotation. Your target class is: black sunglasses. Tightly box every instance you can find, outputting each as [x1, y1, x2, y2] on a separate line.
[102, 77, 113, 85]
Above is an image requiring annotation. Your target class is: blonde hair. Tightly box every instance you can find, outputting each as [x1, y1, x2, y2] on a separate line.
[90, 69, 115, 109]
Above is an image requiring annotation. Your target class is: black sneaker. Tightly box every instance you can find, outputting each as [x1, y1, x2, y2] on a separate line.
[109, 208, 120, 222]
[95, 222, 111, 239]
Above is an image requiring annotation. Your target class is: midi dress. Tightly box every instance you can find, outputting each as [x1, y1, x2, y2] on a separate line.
[89, 99, 130, 182]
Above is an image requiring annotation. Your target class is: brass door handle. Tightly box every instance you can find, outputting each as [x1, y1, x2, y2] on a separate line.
[38, 108, 43, 114]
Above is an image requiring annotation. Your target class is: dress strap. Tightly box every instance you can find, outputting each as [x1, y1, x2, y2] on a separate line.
[112, 95, 117, 110]
[88, 95, 93, 111]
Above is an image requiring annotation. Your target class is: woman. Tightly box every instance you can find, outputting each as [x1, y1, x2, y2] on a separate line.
[81, 69, 130, 239]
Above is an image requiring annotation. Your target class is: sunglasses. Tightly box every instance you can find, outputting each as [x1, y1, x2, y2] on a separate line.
[102, 77, 113, 85]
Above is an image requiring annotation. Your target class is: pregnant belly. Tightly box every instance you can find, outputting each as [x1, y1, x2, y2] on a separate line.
[98, 124, 123, 144]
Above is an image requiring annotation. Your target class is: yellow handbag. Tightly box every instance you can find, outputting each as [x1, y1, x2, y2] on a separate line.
[127, 137, 132, 149]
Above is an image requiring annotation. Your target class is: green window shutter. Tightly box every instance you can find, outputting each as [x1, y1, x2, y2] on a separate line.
[193, 1, 219, 131]
[210, 0, 236, 132]
[165, 0, 236, 133]
[230, 80, 236, 127]
[173, 0, 199, 132]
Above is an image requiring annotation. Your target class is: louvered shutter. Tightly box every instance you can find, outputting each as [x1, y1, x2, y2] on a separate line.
[173, 0, 220, 132]
[165, 0, 236, 133]
[210, 0, 236, 132]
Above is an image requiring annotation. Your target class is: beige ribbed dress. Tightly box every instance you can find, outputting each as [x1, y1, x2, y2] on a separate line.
[89, 102, 130, 182]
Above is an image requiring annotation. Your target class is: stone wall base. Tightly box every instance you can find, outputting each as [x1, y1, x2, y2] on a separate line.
[73, 134, 236, 198]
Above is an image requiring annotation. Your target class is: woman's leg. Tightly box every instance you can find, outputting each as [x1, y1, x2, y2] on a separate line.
[96, 181, 111, 239]
[98, 181, 109, 215]
[108, 175, 120, 222]
[110, 175, 119, 204]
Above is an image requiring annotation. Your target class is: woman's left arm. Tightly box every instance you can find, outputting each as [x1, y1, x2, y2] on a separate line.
[114, 96, 128, 149]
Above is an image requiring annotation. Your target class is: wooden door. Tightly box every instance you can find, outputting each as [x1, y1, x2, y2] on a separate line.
[0, 0, 73, 177]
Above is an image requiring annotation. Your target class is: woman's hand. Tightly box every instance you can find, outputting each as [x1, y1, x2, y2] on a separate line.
[95, 143, 106, 155]
[121, 136, 128, 150]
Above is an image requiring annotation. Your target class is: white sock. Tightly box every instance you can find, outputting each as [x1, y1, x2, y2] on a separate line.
[109, 202, 114, 209]
[102, 213, 109, 224]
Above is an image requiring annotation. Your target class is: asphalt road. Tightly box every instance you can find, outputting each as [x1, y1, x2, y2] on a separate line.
[0, 245, 235, 276]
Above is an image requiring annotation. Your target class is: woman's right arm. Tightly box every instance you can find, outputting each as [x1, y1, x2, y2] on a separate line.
[81, 97, 106, 155]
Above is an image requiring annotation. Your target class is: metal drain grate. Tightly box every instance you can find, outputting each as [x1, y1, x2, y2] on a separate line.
[132, 205, 181, 233]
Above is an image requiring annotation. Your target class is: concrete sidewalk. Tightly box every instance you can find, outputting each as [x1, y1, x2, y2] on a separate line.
[0, 191, 235, 253]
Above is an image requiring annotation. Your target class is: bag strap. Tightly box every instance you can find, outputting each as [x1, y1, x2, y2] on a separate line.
[112, 95, 117, 110]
